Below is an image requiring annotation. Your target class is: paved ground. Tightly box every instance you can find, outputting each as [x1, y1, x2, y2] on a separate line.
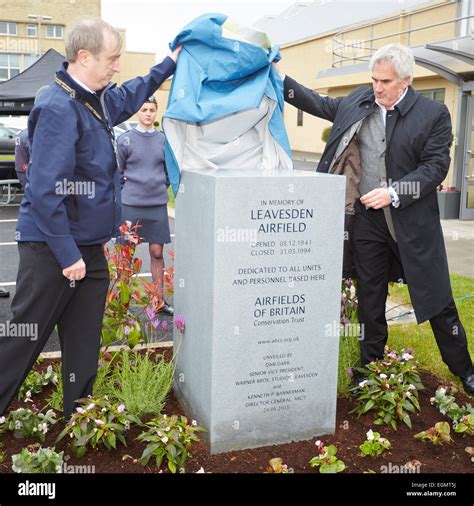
[0, 190, 175, 352]
[0, 160, 472, 349]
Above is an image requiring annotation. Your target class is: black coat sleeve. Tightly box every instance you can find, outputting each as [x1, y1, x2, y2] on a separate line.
[284, 75, 341, 123]
[396, 105, 452, 209]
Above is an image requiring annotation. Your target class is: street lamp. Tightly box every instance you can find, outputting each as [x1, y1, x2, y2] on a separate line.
[27, 14, 52, 58]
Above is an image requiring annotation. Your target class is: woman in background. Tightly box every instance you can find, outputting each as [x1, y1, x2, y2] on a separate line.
[117, 95, 173, 314]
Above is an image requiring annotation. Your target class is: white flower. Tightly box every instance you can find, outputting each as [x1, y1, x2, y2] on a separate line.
[157, 431, 163, 437]
[101, 408, 107, 413]
[407, 392, 412, 398]
[402, 353, 413, 361]
[379, 374, 387, 379]
[76, 407, 86, 415]
[408, 384, 416, 390]
[315, 440, 322, 446]
[165, 426, 171, 432]
[366, 429, 375, 441]
[178, 427, 183, 432]
[161, 436, 169, 443]
[0, 416, 5, 424]
[390, 374, 395, 379]
[117, 404, 125, 413]
[359, 380, 368, 388]
[438, 387, 446, 396]
[69, 432, 74, 438]
[191, 420, 197, 426]
[430, 397, 436, 404]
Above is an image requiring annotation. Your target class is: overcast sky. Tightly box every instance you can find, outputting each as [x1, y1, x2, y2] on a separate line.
[101, 0, 294, 60]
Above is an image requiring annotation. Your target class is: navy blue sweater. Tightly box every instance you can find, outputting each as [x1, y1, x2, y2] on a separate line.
[117, 128, 169, 206]
[16, 57, 176, 268]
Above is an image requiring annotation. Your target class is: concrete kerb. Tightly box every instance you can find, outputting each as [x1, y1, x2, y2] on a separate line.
[40, 340, 174, 360]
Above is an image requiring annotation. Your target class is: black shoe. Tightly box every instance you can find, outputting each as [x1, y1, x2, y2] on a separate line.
[348, 374, 364, 396]
[461, 372, 474, 396]
[0, 288, 10, 298]
[159, 301, 174, 315]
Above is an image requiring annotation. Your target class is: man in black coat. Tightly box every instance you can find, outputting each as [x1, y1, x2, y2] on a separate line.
[274, 43, 473, 395]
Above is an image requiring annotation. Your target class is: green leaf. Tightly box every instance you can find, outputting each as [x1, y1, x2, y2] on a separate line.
[402, 413, 412, 429]
[107, 431, 117, 449]
[76, 445, 87, 458]
[168, 459, 177, 474]
[362, 400, 375, 413]
[320, 464, 337, 473]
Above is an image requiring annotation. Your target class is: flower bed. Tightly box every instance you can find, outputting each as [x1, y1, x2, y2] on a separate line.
[0, 346, 472, 475]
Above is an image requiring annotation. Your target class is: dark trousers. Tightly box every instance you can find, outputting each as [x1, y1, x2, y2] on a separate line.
[353, 202, 472, 378]
[0, 242, 109, 418]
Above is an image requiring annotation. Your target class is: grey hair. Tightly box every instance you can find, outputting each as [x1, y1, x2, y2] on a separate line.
[369, 44, 414, 84]
[65, 17, 122, 63]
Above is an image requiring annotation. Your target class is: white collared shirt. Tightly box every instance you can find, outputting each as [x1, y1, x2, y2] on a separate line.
[136, 125, 156, 134]
[375, 87, 408, 126]
[68, 74, 96, 95]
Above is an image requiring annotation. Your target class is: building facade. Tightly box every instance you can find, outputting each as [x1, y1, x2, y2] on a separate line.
[0, 0, 156, 92]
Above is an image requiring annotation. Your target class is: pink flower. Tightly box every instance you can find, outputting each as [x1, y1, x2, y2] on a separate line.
[161, 320, 169, 330]
[76, 407, 86, 415]
[145, 306, 156, 321]
[346, 368, 354, 377]
[173, 315, 185, 334]
[95, 419, 105, 426]
[117, 404, 125, 413]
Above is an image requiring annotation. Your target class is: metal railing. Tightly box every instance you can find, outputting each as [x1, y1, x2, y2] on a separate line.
[331, 0, 473, 67]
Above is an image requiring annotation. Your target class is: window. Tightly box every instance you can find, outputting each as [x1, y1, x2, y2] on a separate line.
[25, 54, 38, 68]
[0, 54, 20, 81]
[0, 21, 17, 35]
[418, 89, 445, 104]
[45, 25, 63, 39]
[26, 24, 37, 37]
[297, 109, 303, 127]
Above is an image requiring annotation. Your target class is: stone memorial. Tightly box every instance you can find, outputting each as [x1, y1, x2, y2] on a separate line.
[173, 168, 345, 453]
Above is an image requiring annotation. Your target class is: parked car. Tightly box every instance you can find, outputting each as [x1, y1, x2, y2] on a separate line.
[0, 125, 17, 154]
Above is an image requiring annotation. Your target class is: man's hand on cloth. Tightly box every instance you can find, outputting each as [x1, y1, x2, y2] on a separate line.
[169, 45, 183, 63]
[272, 61, 285, 80]
[360, 188, 392, 209]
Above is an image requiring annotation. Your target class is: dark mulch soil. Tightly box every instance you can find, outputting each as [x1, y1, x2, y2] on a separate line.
[0, 347, 473, 474]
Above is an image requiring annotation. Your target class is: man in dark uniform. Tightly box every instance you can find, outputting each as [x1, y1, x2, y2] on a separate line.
[0, 17, 181, 418]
